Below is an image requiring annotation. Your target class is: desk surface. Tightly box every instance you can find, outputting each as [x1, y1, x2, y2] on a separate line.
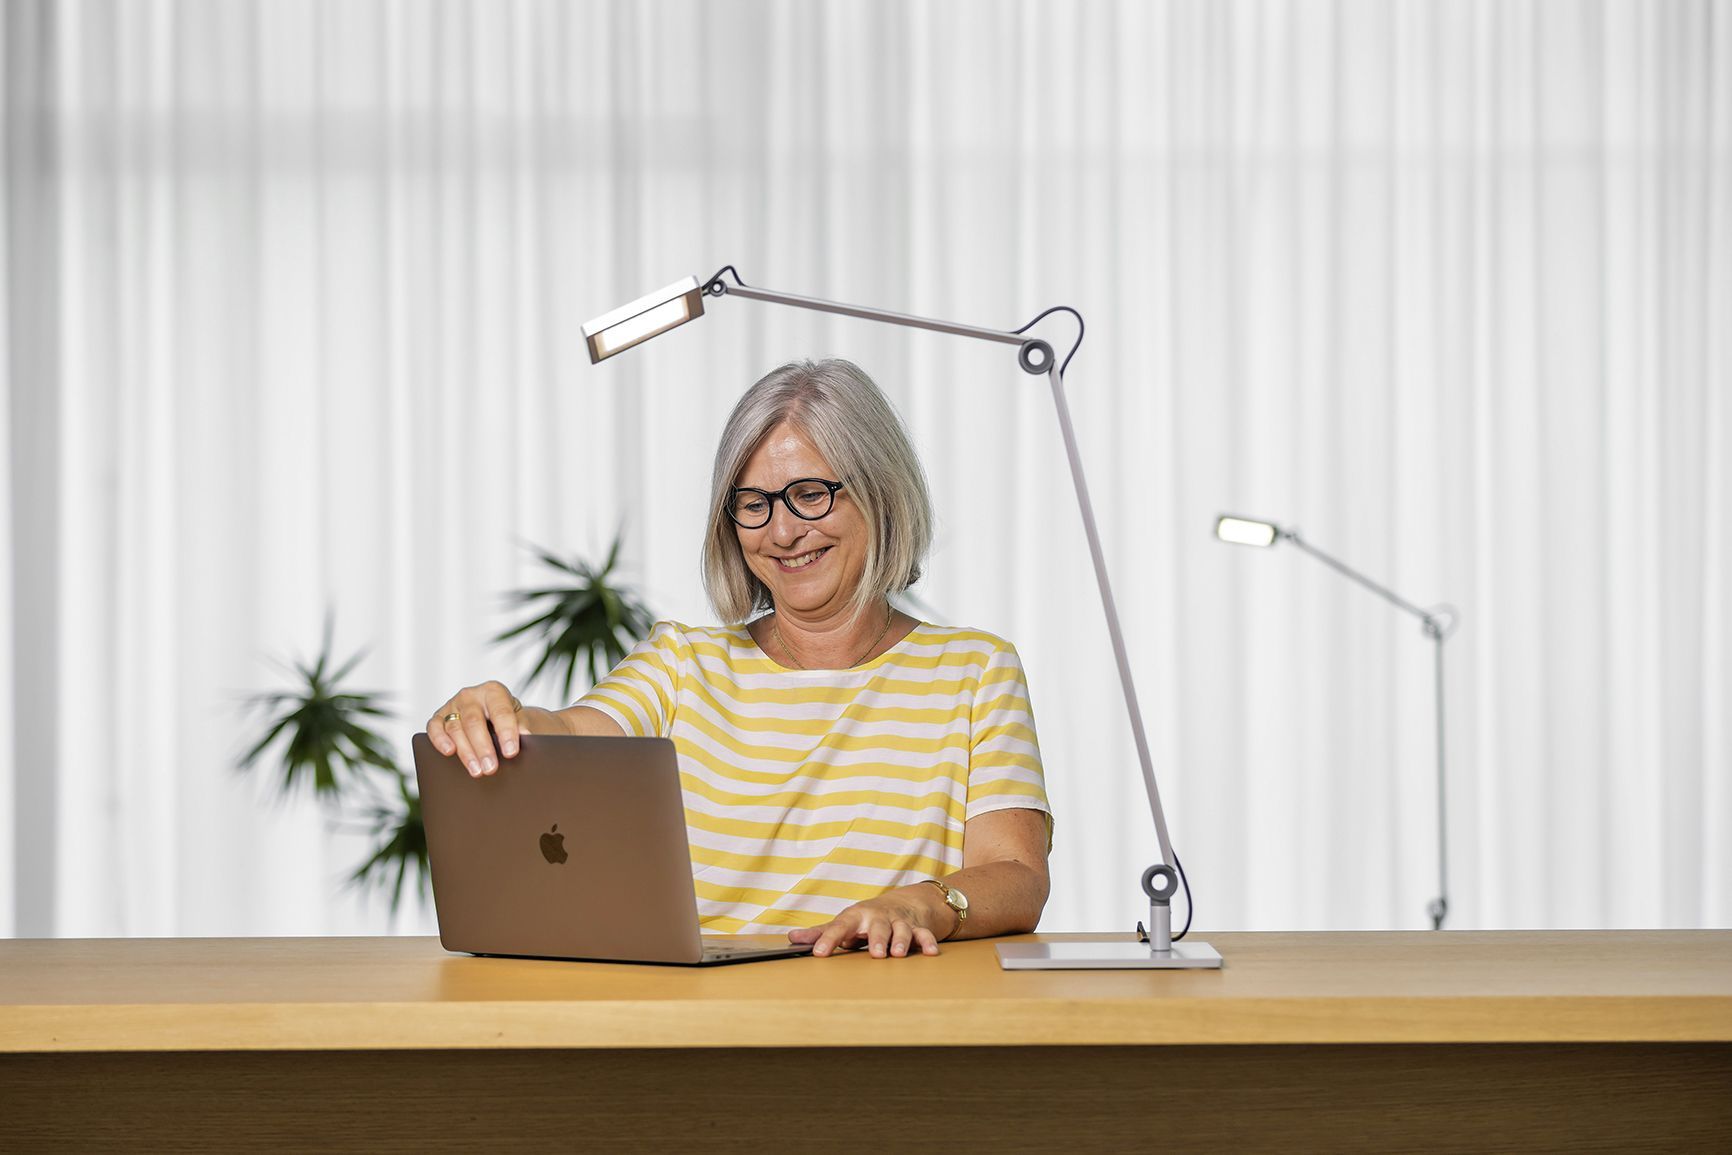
[3, 930, 1729, 1053]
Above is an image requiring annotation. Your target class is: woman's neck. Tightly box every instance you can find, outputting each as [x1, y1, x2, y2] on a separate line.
[765, 601, 901, 670]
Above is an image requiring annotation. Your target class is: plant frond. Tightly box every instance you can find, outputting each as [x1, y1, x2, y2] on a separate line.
[497, 534, 654, 699]
[236, 623, 399, 800]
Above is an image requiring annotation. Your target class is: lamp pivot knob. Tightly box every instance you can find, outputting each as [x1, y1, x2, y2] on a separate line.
[1018, 338, 1055, 375]
[1141, 863, 1178, 906]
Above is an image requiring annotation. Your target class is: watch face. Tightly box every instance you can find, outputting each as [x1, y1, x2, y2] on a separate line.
[950, 888, 969, 914]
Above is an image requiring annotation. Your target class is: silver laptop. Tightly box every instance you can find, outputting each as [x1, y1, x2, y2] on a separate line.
[412, 733, 812, 966]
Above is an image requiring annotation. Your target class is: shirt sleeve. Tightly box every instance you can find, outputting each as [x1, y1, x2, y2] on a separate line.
[967, 642, 1054, 839]
[574, 620, 686, 738]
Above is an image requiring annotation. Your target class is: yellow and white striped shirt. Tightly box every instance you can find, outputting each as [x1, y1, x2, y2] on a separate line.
[578, 620, 1051, 933]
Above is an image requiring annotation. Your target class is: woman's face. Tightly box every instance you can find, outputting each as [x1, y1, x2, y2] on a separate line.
[733, 420, 870, 621]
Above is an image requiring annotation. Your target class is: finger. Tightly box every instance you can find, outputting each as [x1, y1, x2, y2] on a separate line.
[455, 691, 503, 775]
[914, 926, 940, 956]
[426, 705, 461, 758]
[813, 916, 862, 958]
[866, 915, 892, 959]
[811, 922, 849, 958]
[487, 683, 522, 758]
[796, 919, 835, 954]
[442, 690, 492, 776]
[889, 919, 914, 958]
[450, 727, 484, 782]
[430, 699, 484, 776]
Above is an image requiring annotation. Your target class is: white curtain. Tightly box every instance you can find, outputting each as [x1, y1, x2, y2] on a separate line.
[3, 0, 1726, 938]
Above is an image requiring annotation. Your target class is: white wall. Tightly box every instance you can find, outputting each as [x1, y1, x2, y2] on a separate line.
[3, 0, 1727, 938]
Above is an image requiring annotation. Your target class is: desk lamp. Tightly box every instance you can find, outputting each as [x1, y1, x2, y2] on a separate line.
[583, 268, 1222, 970]
[1214, 515, 1457, 929]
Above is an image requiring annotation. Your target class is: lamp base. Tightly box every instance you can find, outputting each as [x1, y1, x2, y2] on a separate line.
[996, 938, 1224, 970]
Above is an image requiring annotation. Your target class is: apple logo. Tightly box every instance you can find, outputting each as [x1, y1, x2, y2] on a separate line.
[539, 823, 568, 865]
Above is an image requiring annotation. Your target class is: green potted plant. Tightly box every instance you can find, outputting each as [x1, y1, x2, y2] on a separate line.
[237, 614, 426, 914]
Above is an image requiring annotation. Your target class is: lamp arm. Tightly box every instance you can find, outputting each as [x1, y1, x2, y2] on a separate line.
[1281, 531, 1444, 633]
[708, 278, 1178, 872]
[713, 282, 1028, 350]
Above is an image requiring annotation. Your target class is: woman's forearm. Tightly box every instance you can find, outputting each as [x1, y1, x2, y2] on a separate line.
[517, 705, 574, 736]
[520, 704, 625, 738]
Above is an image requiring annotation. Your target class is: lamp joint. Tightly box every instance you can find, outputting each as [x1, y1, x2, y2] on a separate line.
[1017, 338, 1055, 375]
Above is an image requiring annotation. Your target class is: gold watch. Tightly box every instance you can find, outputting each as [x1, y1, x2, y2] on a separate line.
[923, 878, 969, 934]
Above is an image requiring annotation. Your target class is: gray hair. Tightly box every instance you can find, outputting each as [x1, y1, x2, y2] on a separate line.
[702, 359, 933, 624]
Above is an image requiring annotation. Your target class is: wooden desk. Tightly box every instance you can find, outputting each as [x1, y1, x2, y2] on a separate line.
[3, 931, 1729, 1151]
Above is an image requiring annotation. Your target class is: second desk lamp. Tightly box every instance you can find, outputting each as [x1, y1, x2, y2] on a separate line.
[1215, 515, 1457, 930]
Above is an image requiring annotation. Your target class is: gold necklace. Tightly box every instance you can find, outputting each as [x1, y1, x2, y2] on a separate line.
[772, 608, 895, 670]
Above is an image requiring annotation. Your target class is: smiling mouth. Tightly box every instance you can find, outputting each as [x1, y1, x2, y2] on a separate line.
[775, 547, 831, 571]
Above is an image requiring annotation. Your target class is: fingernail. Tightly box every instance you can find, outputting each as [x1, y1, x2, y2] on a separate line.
[484, 757, 496, 773]
[468, 760, 480, 776]
[504, 741, 517, 756]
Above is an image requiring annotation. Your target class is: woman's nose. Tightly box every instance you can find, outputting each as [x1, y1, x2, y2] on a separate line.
[765, 500, 805, 544]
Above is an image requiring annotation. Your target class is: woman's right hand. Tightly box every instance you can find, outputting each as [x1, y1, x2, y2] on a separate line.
[426, 681, 525, 778]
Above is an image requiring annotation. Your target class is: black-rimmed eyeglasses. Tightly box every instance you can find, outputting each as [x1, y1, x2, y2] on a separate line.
[726, 478, 846, 529]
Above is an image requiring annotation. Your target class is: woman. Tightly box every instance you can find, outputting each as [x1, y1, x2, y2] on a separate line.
[426, 359, 1052, 960]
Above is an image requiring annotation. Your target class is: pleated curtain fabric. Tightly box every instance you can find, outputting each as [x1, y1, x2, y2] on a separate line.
[1, 0, 1727, 937]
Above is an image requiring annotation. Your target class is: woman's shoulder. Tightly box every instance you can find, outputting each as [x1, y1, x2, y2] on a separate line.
[905, 621, 1023, 660]
[640, 620, 747, 641]
[638, 620, 758, 656]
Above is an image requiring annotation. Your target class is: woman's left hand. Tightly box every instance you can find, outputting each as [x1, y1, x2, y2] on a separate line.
[789, 887, 954, 958]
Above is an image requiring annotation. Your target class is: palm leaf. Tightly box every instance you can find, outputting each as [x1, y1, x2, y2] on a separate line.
[347, 775, 429, 916]
[494, 534, 655, 699]
[236, 616, 396, 800]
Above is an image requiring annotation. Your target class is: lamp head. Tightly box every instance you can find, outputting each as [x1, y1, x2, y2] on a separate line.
[1214, 514, 1281, 548]
[581, 275, 706, 362]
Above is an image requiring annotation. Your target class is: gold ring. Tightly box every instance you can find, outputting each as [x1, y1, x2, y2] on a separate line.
[442, 712, 461, 726]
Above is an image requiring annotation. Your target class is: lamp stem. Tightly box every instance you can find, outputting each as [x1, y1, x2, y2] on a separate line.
[1043, 365, 1176, 868]
[1429, 623, 1449, 930]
